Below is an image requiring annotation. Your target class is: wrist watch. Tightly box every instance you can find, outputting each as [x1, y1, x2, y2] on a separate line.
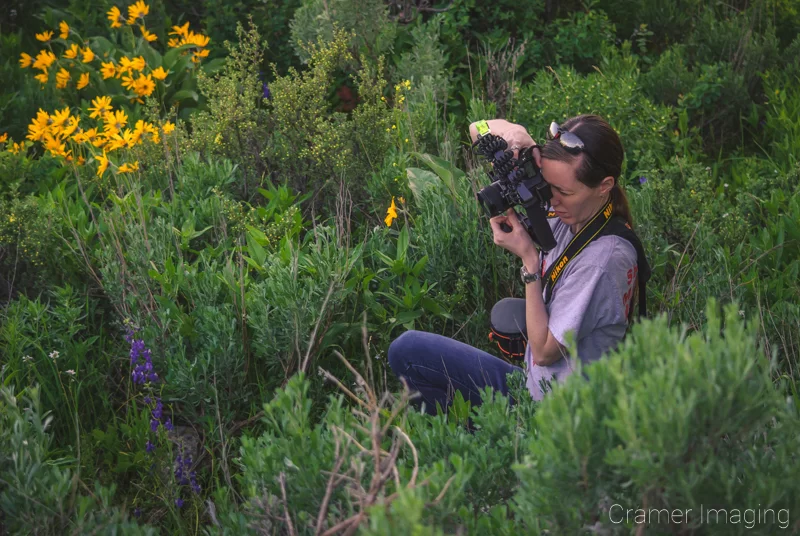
[520, 264, 541, 284]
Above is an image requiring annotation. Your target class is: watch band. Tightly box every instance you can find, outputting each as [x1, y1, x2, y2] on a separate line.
[520, 265, 541, 284]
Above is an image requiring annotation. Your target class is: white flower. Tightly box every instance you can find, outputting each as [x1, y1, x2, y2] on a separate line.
[22, 355, 33, 363]
[65, 369, 76, 376]
[739, 309, 745, 317]
[49, 350, 60, 360]
[724, 183, 729, 188]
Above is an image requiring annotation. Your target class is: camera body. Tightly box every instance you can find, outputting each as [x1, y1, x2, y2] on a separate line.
[473, 133, 558, 252]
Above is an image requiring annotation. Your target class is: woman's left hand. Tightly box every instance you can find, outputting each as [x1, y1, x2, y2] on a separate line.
[489, 208, 539, 261]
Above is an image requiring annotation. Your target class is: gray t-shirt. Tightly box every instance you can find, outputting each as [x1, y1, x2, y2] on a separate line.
[525, 215, 639, 400]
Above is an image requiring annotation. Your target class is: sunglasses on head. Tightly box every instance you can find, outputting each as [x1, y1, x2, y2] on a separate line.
[546, 121, 609, 175]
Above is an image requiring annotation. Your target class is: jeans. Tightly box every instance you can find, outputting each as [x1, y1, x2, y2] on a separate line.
[387, 330, 523, 416]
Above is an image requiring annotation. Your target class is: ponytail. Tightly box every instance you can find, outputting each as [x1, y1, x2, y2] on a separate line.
[611, 183, 634, 229]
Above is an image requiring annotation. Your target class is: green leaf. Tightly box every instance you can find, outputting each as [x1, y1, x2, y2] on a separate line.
[172, 89, 199, 104]
[243, 256, 266, 273]
[201, 57, 226, 75]
[396, 224, 409, 262]
[411, 255, 428, 277]
[246, 231, 267, 266]
[162, 44, 195, 69]
[406, 167, 440, 205]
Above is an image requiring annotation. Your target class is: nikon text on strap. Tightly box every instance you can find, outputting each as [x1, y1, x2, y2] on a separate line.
[541, 201, 651, 320]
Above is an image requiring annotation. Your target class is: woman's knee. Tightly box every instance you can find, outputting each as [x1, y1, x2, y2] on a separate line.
[387, 329, 425, 375]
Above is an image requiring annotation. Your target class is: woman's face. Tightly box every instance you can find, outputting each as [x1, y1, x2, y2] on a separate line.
[540, 157, 611, 228]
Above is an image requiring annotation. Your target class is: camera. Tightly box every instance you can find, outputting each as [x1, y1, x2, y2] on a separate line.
[472, 132, 558, 252]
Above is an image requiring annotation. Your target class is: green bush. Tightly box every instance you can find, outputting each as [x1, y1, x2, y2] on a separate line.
[513, 300, 799, 534]
[0, 385, 157, 535]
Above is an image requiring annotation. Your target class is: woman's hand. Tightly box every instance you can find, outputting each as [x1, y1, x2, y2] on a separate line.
[469, 119, 542, 164]
[489, 208, 539, 262]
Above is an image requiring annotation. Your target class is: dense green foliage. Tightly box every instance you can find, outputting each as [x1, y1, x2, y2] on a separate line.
[2, 0, 800, 533]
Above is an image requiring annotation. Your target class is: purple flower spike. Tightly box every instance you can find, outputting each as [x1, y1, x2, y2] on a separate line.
[164, 418, 174, 431]
[175, 498, 184, 508]
[150, 419, 159, 432]
[134, 507, 142, 518]
[145, 440, 155, 453]
[639, 176, 647, 184]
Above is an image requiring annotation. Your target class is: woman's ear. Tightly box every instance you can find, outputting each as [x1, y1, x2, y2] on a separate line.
[600, 175, 616, 196]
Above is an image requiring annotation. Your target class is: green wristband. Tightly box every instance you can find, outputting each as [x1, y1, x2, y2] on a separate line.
[475, 120, 490, 137]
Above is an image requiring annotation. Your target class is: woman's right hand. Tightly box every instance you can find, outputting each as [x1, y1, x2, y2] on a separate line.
[469, 119, 541, 165]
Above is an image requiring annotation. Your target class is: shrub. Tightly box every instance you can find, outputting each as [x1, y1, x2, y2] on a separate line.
[0, 385, 157, 535]
[513, 300, 800, 534]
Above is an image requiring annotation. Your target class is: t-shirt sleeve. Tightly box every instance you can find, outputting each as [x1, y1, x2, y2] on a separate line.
[547, 264, 623, 347]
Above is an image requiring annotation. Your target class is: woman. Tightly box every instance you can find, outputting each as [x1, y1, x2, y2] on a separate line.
[387, 114, 643, 414]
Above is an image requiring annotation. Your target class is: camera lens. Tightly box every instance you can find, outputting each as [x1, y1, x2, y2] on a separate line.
[477, 182, 507, 217]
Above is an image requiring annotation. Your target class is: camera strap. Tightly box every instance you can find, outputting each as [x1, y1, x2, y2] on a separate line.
[542, 201, 651, 321]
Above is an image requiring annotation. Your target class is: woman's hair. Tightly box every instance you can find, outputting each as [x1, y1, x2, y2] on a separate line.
[540, 114, 633, 229]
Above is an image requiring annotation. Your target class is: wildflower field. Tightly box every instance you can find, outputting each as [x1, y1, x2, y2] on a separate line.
[1, 0, 800, 534]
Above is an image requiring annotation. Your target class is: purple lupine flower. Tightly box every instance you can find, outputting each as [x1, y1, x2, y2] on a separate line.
[190, 471, 201, 494]
[134, 507, 142, 518]
[127, 324, 159, 386]
[150, 419, 159, 432]
[262, 83, 271, 100]
[639, 176, 647, 184]
[145, 440, 155, 453]
[175, 498, 184, 508]
[143, 396, 151, 405]
[152, 398, 163, 420]
[164, 418, 174, 431]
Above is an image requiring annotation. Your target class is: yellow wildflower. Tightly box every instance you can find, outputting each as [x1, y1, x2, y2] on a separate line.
[0, 133, 7, 143]
[61, 117, 80, 139]
[167, 37, 179, 48]
[133, 73, 155, 97]
[9, 141, 26, 155]
[35, 31, 54, 42]
[76, 72, 90, 89]
[19, 52, 32, 68]
[95, 151, 109, 176]
[127, 1, 149, 23]
[104, 109, 128, 133]
[33, 50, 57, 71]
[100, 61, 116, 79]
[384, 196, 398, 227]
[145, 123, 160, 143]
[72, 127, 98, 144]
[55, 68, 71, 89]
[191, 49, 209, 63]
[169, 21, 190, 37]
[105, 133, 127, 151]
[59, 21, 70, 39]
[43, 132, 68, 157]
[64, 43, 80, 59]
[118, 161, 139, 173]
[162, 121, 175, 134]
[128, 56, 146, 71]
[88, 96, 113, 119]
[151, 66, 168, 80]
[34, 72, 49, 84]
[140, 26, 157, 42]
[82, 47, 95, 63]
[107, 6, 124, 28]
[121, 73, 136, 91]
[184, 31, 210, 47]
[27, 110, 52, 141]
